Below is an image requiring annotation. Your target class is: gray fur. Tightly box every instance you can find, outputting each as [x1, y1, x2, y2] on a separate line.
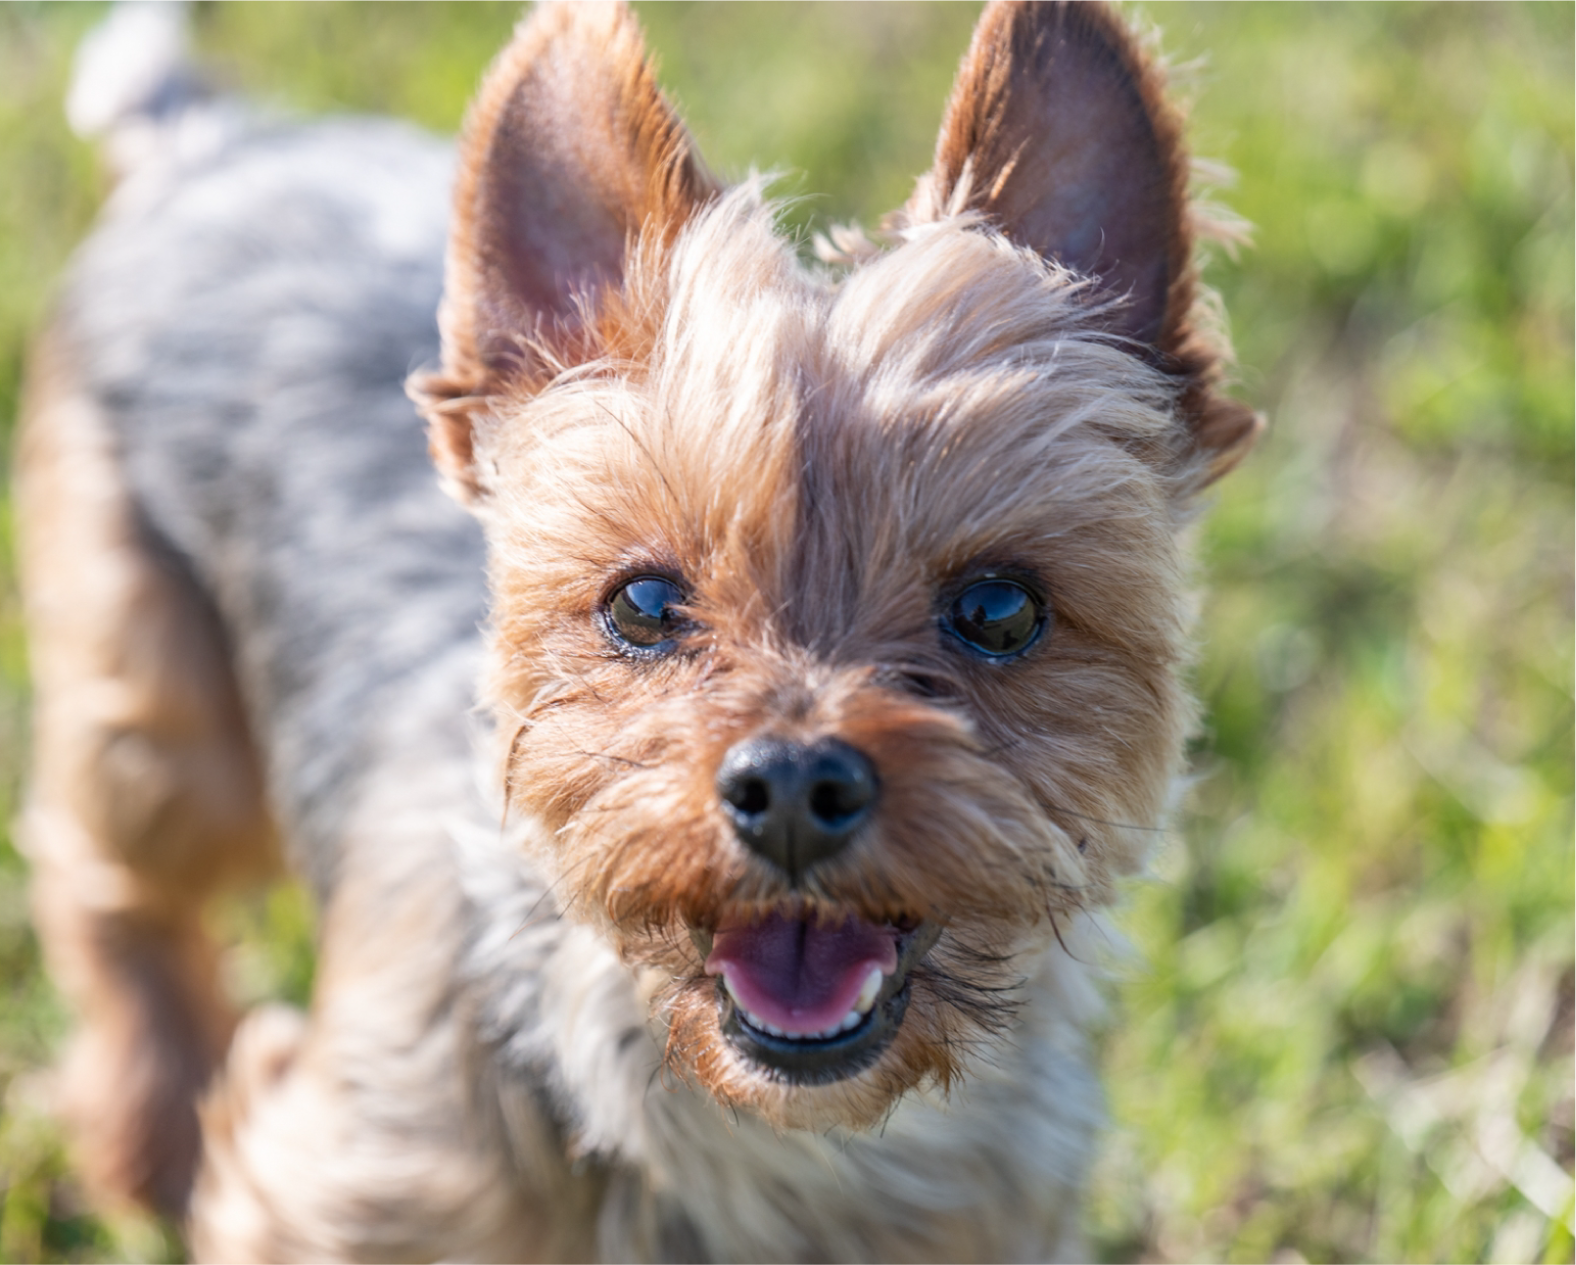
[58, 114, 484, 895]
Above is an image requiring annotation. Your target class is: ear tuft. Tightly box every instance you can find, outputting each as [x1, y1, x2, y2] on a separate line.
[412, 1, 717, 502]
[901, 0, 1257, 480]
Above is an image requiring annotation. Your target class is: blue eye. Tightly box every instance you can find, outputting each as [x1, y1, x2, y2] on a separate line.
[607, 576, 686, 648]
[947, 579, 1046, 658]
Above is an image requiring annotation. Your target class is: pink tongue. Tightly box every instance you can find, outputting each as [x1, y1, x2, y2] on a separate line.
[705, 912, 898, 1036]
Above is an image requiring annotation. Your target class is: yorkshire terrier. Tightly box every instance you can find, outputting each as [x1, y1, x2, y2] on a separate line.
[19, 2, 1257, 1259]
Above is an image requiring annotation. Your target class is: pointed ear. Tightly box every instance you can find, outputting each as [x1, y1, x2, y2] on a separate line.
[413, 1, 718, 501]
[903, 0, 1259, 479]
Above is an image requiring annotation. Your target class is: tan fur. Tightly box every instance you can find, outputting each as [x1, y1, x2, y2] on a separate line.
[16, 326, 277, 1215]
[463, 184, 1197, 1134]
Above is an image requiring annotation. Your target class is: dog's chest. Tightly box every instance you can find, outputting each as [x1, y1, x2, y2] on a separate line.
[459, 823, 1100, 1262]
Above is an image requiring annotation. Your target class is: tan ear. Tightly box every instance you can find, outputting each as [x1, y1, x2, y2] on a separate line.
[903, 0, 1259, 479]
[413, 1, 717, 501]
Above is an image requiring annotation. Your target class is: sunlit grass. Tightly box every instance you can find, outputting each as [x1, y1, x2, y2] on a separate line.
[0, 4, 1569, 1261]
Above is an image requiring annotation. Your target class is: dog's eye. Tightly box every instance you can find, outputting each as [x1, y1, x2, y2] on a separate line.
[946, 578, 1046, 658]
[607, 576, 686, 648]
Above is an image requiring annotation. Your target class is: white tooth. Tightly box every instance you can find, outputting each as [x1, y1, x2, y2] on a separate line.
[854, 966, 883, 1014]
[839, 1009, 862, 1031]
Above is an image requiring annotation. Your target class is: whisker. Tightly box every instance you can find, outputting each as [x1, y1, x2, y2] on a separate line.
[594, 398, 681, 509]
[973, 743, 1173, 836]
[573, 749, 652, 769]
[1048, 911, 1088, 966]
[1034, 792, 1171, 835]
[510, 852, 596, 935]
[500, 721, 530, 829]
[1053, 805, 1169, 834]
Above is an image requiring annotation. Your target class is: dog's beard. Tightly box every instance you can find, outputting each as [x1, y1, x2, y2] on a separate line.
[503, 673, 1097, 1130]
[608, 899, 1043, 1131]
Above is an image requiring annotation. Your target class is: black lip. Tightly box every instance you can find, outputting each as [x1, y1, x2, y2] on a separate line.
[716, 921, 941, 1085]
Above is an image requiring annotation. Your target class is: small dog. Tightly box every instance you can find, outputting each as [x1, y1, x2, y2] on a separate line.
[20, 2, 1257, 1259]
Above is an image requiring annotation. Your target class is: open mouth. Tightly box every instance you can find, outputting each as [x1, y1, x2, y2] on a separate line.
[700, 910, 940, 1084]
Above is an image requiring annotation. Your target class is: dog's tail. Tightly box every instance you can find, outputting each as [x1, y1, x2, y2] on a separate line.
[66, 1, 225, 183]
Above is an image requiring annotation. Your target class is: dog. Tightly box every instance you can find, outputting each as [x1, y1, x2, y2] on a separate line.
[19, 2, 1258, 1259]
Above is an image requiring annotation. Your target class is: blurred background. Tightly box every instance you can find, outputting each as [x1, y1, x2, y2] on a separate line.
[0, 3, 1570, 1261]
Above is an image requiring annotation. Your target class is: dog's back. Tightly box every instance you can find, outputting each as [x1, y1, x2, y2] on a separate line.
[19, 33, 502, 1225]
[52, 105, 482, 884]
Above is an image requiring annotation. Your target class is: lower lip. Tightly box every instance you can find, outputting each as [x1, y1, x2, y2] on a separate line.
[717, 974, 910, 1085]
[733, 996, 879, 1046]
[713, 919, 942, 1083]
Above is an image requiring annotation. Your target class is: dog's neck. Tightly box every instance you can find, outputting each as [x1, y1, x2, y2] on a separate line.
[453, 807, 1103, 1261]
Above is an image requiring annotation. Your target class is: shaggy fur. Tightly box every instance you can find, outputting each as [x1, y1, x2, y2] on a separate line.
[21, 2, 1255, 1260]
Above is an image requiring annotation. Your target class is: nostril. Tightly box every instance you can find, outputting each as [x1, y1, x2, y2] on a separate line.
[716, 740, 793, 837]
[803, 740, 877, 833]
[730, 777, 770, 817]
[808, 779, 860, 826]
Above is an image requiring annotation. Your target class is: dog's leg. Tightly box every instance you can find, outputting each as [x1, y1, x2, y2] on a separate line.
[16, 327, 278, 1217]
[187, 763, 605, 1263]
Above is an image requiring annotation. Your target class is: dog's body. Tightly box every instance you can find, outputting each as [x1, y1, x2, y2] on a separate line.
[21, 4, 1255, 1260]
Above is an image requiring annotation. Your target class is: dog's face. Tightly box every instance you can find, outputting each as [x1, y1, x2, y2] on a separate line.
[415, 1, 1257, 1129]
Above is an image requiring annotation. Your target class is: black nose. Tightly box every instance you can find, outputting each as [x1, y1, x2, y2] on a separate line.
[715, 736, 878, 882]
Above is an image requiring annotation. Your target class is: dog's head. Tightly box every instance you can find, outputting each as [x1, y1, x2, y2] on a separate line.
[414, 0, 1256, 1130]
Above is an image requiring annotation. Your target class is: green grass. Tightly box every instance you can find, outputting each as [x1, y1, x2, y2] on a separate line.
[0, 4, 1570, 1262]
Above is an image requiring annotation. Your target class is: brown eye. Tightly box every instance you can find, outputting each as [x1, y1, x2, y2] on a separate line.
[947, 578, 1046, 658]
[607, 576, 686, 648]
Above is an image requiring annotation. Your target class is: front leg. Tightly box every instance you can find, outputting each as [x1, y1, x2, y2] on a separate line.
[188, 766, 602, 1263]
